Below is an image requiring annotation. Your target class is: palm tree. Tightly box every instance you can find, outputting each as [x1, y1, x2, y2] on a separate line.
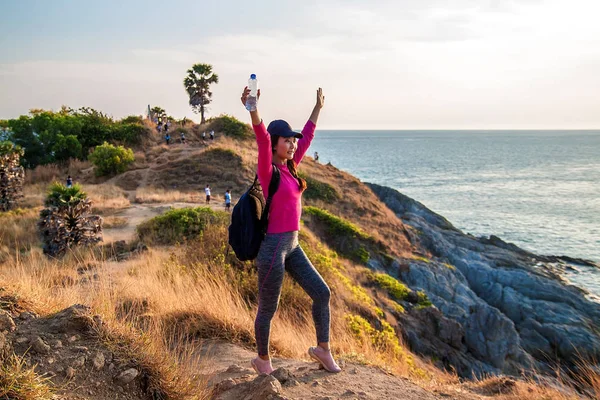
[150, 106, 166, 121]
[183, 63, 219, 124]
[39, 182, 103, 257]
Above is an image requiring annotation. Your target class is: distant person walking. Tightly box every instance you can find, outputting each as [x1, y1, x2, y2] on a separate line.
[66, 175, 73, 188]
[240, 85, 341, 375]
[202, 131, 207, 141]
[180, 131, 186, 145]
[224, 189, 232, 211]
[210, 130, 215, 140]
[314, 151, 319, 162]
[204, 185, 211, 204]
[165, 133, 171, 145]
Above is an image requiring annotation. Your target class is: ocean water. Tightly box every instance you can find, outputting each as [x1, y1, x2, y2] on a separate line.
[309, 130, 600, 298]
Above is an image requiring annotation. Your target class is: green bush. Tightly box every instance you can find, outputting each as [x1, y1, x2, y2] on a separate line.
[137, 207, 229, 245]
[88, 142, 135, 177]
[366, 272, 433, 308]
[299, 173, 340, 202]
[416, 290, 433, 307]
[352, 246, 370, 264]
[120, 115, 143, 124]
[366, 272, 411, 301]
[303, 206, 370, 240]
[208, 115, 252, 139]
[112, 123, 146, 144]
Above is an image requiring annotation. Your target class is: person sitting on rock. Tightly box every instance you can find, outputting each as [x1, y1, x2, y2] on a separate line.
[241, 85, 341, 375]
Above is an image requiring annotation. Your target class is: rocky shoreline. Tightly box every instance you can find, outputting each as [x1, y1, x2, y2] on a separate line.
[367, 183, 600, 381]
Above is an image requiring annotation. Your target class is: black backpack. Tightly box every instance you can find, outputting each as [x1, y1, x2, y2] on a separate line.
[228, 165, 280, 261]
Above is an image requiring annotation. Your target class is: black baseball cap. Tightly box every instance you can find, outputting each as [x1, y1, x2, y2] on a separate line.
[267, 120, 303, 139]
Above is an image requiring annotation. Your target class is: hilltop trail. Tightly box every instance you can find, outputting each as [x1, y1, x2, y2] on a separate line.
[195, 340, 478, 400]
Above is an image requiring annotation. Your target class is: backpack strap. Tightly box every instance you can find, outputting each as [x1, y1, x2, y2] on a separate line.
[261, 164, 281, 230]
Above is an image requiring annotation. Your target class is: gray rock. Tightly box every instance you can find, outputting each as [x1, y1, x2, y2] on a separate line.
[48, 304, 92, 334]
[216, 377, 236, 392]
[225, 364, 245, 373]
[72, 356, 86, 368]
[65, 366, 76, 379]
[367, 183, 600, 378]
[15, 336, 29, 344]
[115, 368, 139, 385]
[0, 310, 16, 332]
[271, 367, 296, 385]
[92, 351, 105, 370]
[32, 336, 51, 355]
[243, 375, 282, 400]
[18, 311, 37, 321]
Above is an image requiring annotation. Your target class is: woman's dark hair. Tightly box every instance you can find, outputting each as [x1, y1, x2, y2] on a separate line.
[271, 135, 307, 192]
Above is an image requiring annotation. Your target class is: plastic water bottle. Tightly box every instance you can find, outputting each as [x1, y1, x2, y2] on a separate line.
[246, 74, 258, 111]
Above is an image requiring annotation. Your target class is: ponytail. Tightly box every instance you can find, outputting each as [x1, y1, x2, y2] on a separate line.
[287, 159, 307, 192]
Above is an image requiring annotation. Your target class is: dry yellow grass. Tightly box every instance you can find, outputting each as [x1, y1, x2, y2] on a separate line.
[102, 216, 128, 228]
[0, 208, 40, 261]
[85, 183, 131, 213]
[0, 353, 54, 400]
[134, 187, 194, 203]
[24, 164, 61, 185]
[0, 248, 211, 399]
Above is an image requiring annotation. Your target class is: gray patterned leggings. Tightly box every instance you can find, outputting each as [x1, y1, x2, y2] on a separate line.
[254, 231, 331, 356]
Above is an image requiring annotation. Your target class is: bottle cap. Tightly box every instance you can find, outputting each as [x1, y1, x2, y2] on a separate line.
[250, 74, 257, 79]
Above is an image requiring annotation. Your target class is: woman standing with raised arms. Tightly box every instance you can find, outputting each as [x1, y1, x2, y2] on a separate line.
[240, 86, 342, 375]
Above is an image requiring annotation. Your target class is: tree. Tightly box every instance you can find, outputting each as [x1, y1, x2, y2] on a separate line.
[150, 106, 166, 121]
[183, 63, 219, 124]
[38, 182, 102, 257]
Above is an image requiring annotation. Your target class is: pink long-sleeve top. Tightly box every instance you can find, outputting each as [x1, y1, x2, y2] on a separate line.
[253, 119, 316, 233]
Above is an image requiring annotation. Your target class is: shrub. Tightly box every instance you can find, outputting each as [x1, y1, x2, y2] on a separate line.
[120, 115, 143, 124]
[88, 142, 135, 176]
[137, 207, 229, 245]
[366, 272, 411, 301]
[112, 123, 146, 144]
[345, 314, 407, 360]
[303, 206, 370, 239]
[208, 115, 252, 139]
[38, 182, 102, 257]
[299, 173, 340, 202]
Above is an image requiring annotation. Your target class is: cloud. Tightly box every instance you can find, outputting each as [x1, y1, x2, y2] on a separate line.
[1, 0, 599, 128]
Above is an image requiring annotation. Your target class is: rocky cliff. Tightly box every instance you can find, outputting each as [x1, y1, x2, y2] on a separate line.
[368, 183, 600, 379]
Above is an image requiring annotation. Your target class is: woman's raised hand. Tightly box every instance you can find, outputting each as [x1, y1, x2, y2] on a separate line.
[241, 86, 261, 107]
[315, 87, 325, 109]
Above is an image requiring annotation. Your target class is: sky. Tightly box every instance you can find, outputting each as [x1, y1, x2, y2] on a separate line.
[1, 0, 599, 129]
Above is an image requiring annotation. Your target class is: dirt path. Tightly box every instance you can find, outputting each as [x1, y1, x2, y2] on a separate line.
[102, 201, 228, 244]
[197, 340, 478, 400]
